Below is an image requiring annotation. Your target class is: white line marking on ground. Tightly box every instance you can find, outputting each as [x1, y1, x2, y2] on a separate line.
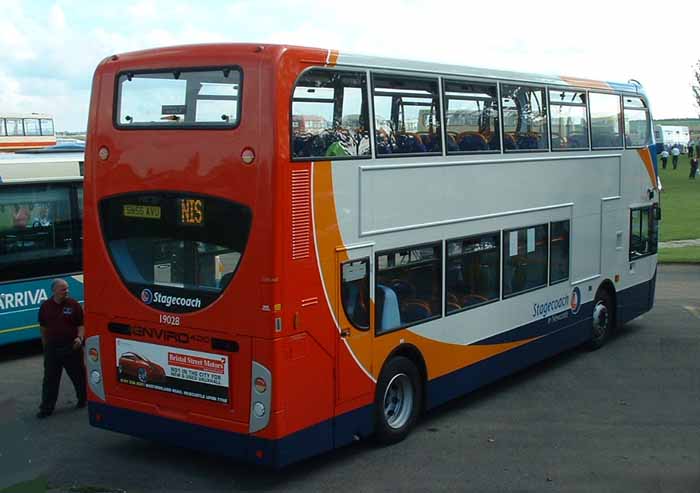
[683, 306, 700, 320]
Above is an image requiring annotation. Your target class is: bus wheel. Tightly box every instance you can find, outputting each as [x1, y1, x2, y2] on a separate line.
[374, 356, 422, 444]
[587, 290, 613, 350]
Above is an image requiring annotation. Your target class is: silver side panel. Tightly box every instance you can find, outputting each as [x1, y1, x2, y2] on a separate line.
[249, 361, 272, 434]
[85, 335, 105, 401]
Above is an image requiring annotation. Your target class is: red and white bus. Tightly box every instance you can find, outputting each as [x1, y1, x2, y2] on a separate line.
[84, 44, 659, 467]
[0, 114, 56, 151]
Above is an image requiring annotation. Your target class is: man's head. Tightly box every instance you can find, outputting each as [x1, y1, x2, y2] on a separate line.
[51, 279, 69, 302]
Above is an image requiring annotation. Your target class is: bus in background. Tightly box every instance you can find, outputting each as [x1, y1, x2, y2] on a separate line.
[0, 114, 57, 152]
[84, 44, 658, 467]
[654, 124, 690, 152]
[0, 151, 84, 346]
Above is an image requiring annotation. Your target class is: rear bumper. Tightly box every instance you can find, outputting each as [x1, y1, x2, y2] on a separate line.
[88, 401, 369, 468]
[89, 402, 274, 465]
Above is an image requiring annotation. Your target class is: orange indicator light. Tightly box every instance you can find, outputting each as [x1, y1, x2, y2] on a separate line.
[254, 377, 267, 393]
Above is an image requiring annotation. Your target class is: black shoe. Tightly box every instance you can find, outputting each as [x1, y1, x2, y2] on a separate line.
[76, 400, 86, 409]
[36, 410, 52, 419]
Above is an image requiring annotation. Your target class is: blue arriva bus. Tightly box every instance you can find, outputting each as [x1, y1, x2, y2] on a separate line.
[0, 150, 84, 346]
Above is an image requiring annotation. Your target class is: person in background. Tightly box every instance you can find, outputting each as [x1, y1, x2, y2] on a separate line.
[36, 278, 86, 419]
[690, 157, 699, 180]
[660, 148, 669, 169]
[671, 145, 681, 169]
[12, 204, 30, 228]
[689, 141, 695, 159]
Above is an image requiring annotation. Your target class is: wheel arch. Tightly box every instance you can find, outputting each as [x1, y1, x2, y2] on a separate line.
[380, 343, 428, 411]
[596, 278, 618, 328]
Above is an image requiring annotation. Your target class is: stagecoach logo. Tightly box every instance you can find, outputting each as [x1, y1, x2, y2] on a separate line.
[139, 288, 202, 309]
[141, 288, 153, 305]
[570, 287, 582, 315]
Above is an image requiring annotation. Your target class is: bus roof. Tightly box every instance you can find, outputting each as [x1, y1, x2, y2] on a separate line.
[333, 51, 645, 95]
[0, 113, 53, 119]
[108, 43, 645, 96]
[0, 151, 83, 183]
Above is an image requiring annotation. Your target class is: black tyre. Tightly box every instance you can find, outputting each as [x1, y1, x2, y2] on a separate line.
[137, 367, 148, 383]
[374, 356, 422, 444]
[587, 289, 614, 350]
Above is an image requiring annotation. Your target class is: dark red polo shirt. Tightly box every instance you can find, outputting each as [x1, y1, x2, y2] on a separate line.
[38, 297, 84, 344]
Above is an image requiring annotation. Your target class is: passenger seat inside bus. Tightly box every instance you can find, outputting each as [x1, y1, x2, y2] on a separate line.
[376, 285, 401, 332]
[458, 132, 487, 151]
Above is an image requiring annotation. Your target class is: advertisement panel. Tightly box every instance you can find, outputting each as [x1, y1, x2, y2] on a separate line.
[116, 338, 229, 403]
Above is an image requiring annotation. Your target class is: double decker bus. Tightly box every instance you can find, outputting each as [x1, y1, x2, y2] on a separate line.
[0, 114, 57, 151]
[0, 151, 84, 346]
[84, 44, 659, 467]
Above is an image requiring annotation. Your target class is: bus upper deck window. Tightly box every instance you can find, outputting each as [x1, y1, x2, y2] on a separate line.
[116, 67, 241, 128]
[291, 69, 371, 160]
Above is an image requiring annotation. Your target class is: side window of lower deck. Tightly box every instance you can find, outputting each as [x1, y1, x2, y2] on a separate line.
[375, 243, 441, 334]
[503, 224, 548, 297]
[341, 258, 370, 330]
[629, 206, 658, 260]
[291, 69, 370, 160]
[549, 220, 570, 284]
[446, 233, 500, 314]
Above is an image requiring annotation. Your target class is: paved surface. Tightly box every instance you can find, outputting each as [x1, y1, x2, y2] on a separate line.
[1, 264, 699, 492]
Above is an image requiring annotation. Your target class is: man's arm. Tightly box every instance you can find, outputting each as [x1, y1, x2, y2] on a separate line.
[40, 325, 48, 347]
[73, 301, 85, 349]
[72, 326, 85, 350]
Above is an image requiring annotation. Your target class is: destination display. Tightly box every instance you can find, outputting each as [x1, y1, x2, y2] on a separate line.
[123, 204, 161, 220]
[178, 198, 204, 226]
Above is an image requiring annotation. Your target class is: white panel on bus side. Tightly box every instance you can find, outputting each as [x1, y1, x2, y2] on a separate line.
[359, 154, 621, 237]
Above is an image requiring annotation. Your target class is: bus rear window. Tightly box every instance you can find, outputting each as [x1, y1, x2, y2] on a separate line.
[100, 193, 252, 313]
[116, 67, 241, 128]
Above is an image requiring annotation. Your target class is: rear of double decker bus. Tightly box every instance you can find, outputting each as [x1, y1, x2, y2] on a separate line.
[84, 44, 337, 467]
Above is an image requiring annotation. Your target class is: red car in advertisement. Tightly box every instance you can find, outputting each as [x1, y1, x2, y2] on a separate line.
[118, 352, 166, 384]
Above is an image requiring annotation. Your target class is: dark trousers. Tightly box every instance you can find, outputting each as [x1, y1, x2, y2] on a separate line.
[40, 343, 86, 413]
[672, 155, 679, 169]
[661, 157, 667, 169]
[691, 165, 698, 179]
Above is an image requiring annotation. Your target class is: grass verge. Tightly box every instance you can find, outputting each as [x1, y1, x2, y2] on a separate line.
[1, 477, 47, 493]
[658, 246, 700, 264]
[658, 155, 700, 241]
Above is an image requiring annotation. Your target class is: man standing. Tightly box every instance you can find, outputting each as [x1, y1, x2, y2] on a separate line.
[671, 145, 680, 170]
[37, 278, 86, 418]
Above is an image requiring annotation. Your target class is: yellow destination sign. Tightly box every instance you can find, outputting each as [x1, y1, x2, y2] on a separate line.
[123, 204, 161, 219]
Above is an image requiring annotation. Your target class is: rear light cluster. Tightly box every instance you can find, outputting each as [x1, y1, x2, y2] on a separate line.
[254, 377, 267, 393]
[85, 336, 106, 401]
[250, 362, 272, 433]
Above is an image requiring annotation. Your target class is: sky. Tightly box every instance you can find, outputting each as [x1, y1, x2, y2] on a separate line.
[1, 0, 699, 132]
